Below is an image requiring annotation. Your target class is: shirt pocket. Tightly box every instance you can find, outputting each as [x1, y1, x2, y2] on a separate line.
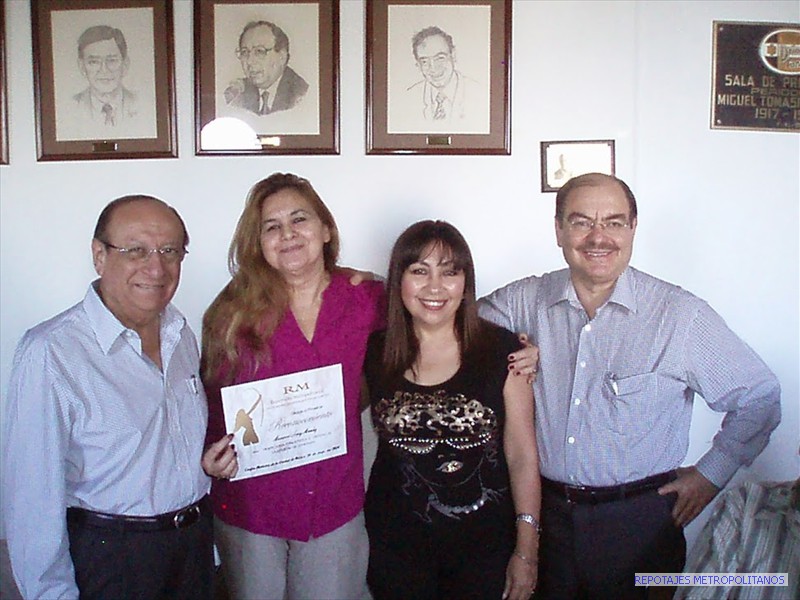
[601, 371, 659, 436]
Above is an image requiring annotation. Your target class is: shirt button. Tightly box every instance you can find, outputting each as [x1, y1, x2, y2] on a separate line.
[574, 398, 581, 405]
[584, 324, 592, 332]
[567, 436, 575, 444]
[579, 361, 586, 368]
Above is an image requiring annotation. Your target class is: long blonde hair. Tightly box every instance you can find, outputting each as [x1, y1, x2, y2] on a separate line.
[202, 173, 340, 386]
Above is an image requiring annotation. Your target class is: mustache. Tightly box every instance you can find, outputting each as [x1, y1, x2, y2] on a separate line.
[577, 241, 619, 252]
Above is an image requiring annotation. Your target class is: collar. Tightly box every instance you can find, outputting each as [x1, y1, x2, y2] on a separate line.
[260, 71, 285, 110]
[88, 88, 124, 112]
[543, 267, 638, 314]
[425, 71, 459, 103]
[83, 280, 184, 355]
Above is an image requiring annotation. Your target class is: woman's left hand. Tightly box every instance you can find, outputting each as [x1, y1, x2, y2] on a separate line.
[507, 334, 539, 384]
[502, 551, 538, 600]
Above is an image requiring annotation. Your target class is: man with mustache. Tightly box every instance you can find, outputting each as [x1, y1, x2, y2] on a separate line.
[479, 173, 781, 599]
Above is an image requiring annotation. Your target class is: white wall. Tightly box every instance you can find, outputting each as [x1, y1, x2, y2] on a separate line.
[1, 0, 798, 549]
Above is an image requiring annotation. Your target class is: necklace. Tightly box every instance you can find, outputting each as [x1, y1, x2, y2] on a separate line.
[406, 458, 504, 520]
[427, 485, 503, 518]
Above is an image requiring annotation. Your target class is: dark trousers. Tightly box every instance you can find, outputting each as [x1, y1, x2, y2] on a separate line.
[366, 498, 515, 600]
[367, 525, 512, 600]
[67, 511, 214, 600]
[536, 486, 685, 600]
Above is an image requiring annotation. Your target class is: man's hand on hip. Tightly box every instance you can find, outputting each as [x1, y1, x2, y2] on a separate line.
[658, 466, 719, 527]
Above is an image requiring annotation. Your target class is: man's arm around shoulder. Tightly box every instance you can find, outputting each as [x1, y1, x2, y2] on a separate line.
[478, 274, 544, 333]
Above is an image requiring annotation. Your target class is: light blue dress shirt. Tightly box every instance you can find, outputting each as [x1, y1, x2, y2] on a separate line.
[3, 282, 211, 599]
[478, 266, 781, 488]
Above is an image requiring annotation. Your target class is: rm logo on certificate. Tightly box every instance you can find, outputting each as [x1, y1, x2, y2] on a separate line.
[221, 364, 346, 480]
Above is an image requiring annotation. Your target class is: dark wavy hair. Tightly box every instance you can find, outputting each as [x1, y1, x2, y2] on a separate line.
[78, 25, 128, 60]
[412, 26, 455, 59]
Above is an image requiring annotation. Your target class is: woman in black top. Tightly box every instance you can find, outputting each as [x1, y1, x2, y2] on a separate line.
[364, 220, 541, 600]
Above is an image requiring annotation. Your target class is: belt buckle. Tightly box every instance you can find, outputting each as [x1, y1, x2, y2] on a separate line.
[565, 485, 585, 504]
[173, 504, 200, 529]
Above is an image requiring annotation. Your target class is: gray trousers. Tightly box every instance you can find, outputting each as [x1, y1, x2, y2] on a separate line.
[215, 512, 370, 600]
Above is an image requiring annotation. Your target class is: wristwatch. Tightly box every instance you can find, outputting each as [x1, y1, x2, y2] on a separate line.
[516, 513, 541, 533]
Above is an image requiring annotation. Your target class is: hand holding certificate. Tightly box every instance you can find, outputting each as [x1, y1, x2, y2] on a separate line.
[220, 363, 347, 481]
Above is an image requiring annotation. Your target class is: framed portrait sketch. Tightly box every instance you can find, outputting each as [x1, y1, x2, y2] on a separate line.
[1, 1, 9, 165]
[194, 0, 339, 155]
[367, 0, 511, 155]
[540, 140, 616, 192]
[31, 0, 176, 161]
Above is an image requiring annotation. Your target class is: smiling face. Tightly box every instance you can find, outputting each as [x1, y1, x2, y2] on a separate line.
[79, 38, 128, 97]
[259, 188, 331, 278]
[239, 24, 288, 90]
[415, 34, 455, 89]
[92, 200, 183, 332]
[555, 180, 637, 292]
[401, 242, 465, 333]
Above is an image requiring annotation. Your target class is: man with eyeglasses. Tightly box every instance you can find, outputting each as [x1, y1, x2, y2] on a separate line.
[3, 196, 214, 599]
[478, 173, 781, 599]
[73, 25, 138, 127]
[223, 20, 308, 116]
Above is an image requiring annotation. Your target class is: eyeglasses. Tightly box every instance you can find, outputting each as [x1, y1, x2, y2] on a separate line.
[235, 46, 276, 60]
[83, 55, 124, 71]
[101, 241, 187, 264]
[565, 217, 632, 236]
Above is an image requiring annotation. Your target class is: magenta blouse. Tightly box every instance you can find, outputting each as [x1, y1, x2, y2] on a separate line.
[206, 274, 386, 541]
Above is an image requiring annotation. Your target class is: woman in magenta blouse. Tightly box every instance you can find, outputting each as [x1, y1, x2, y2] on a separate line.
[200, 173, 385, 600]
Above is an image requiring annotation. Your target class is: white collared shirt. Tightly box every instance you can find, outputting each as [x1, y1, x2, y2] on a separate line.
[3, 282, 210, 599]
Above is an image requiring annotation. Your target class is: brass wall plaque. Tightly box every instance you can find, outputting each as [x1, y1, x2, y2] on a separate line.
[711, 21, 799, 132]
[92, 141, 119, 153]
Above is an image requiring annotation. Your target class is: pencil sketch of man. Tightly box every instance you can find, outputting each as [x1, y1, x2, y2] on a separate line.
[73, 25, 138, 127]
[404, 26, 481, 122]
[553, 154, 574, 184]
[224, 21, 308, 116]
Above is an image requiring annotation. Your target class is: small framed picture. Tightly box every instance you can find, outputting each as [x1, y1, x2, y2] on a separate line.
[540, 140, 616, 192]
[366, 0, 511, 155]
[31, 0, 177, 161]
[194, 0, 339, 155]
[1, 1, 8, 165]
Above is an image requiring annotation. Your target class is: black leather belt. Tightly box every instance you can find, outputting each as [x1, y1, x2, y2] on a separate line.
[67, 496, 209, 532]
[542, 471, 676, 505]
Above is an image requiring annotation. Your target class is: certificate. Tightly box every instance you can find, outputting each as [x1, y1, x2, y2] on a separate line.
[220, 364, 346, 481]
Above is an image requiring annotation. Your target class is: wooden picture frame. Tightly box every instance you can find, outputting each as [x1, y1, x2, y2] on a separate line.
[31, 0, 177, 161]
[0, 1, 8, 165]
[194, 0, 339, 155]
[540, 140, 616, 193]
[366, 0, 511, 155]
